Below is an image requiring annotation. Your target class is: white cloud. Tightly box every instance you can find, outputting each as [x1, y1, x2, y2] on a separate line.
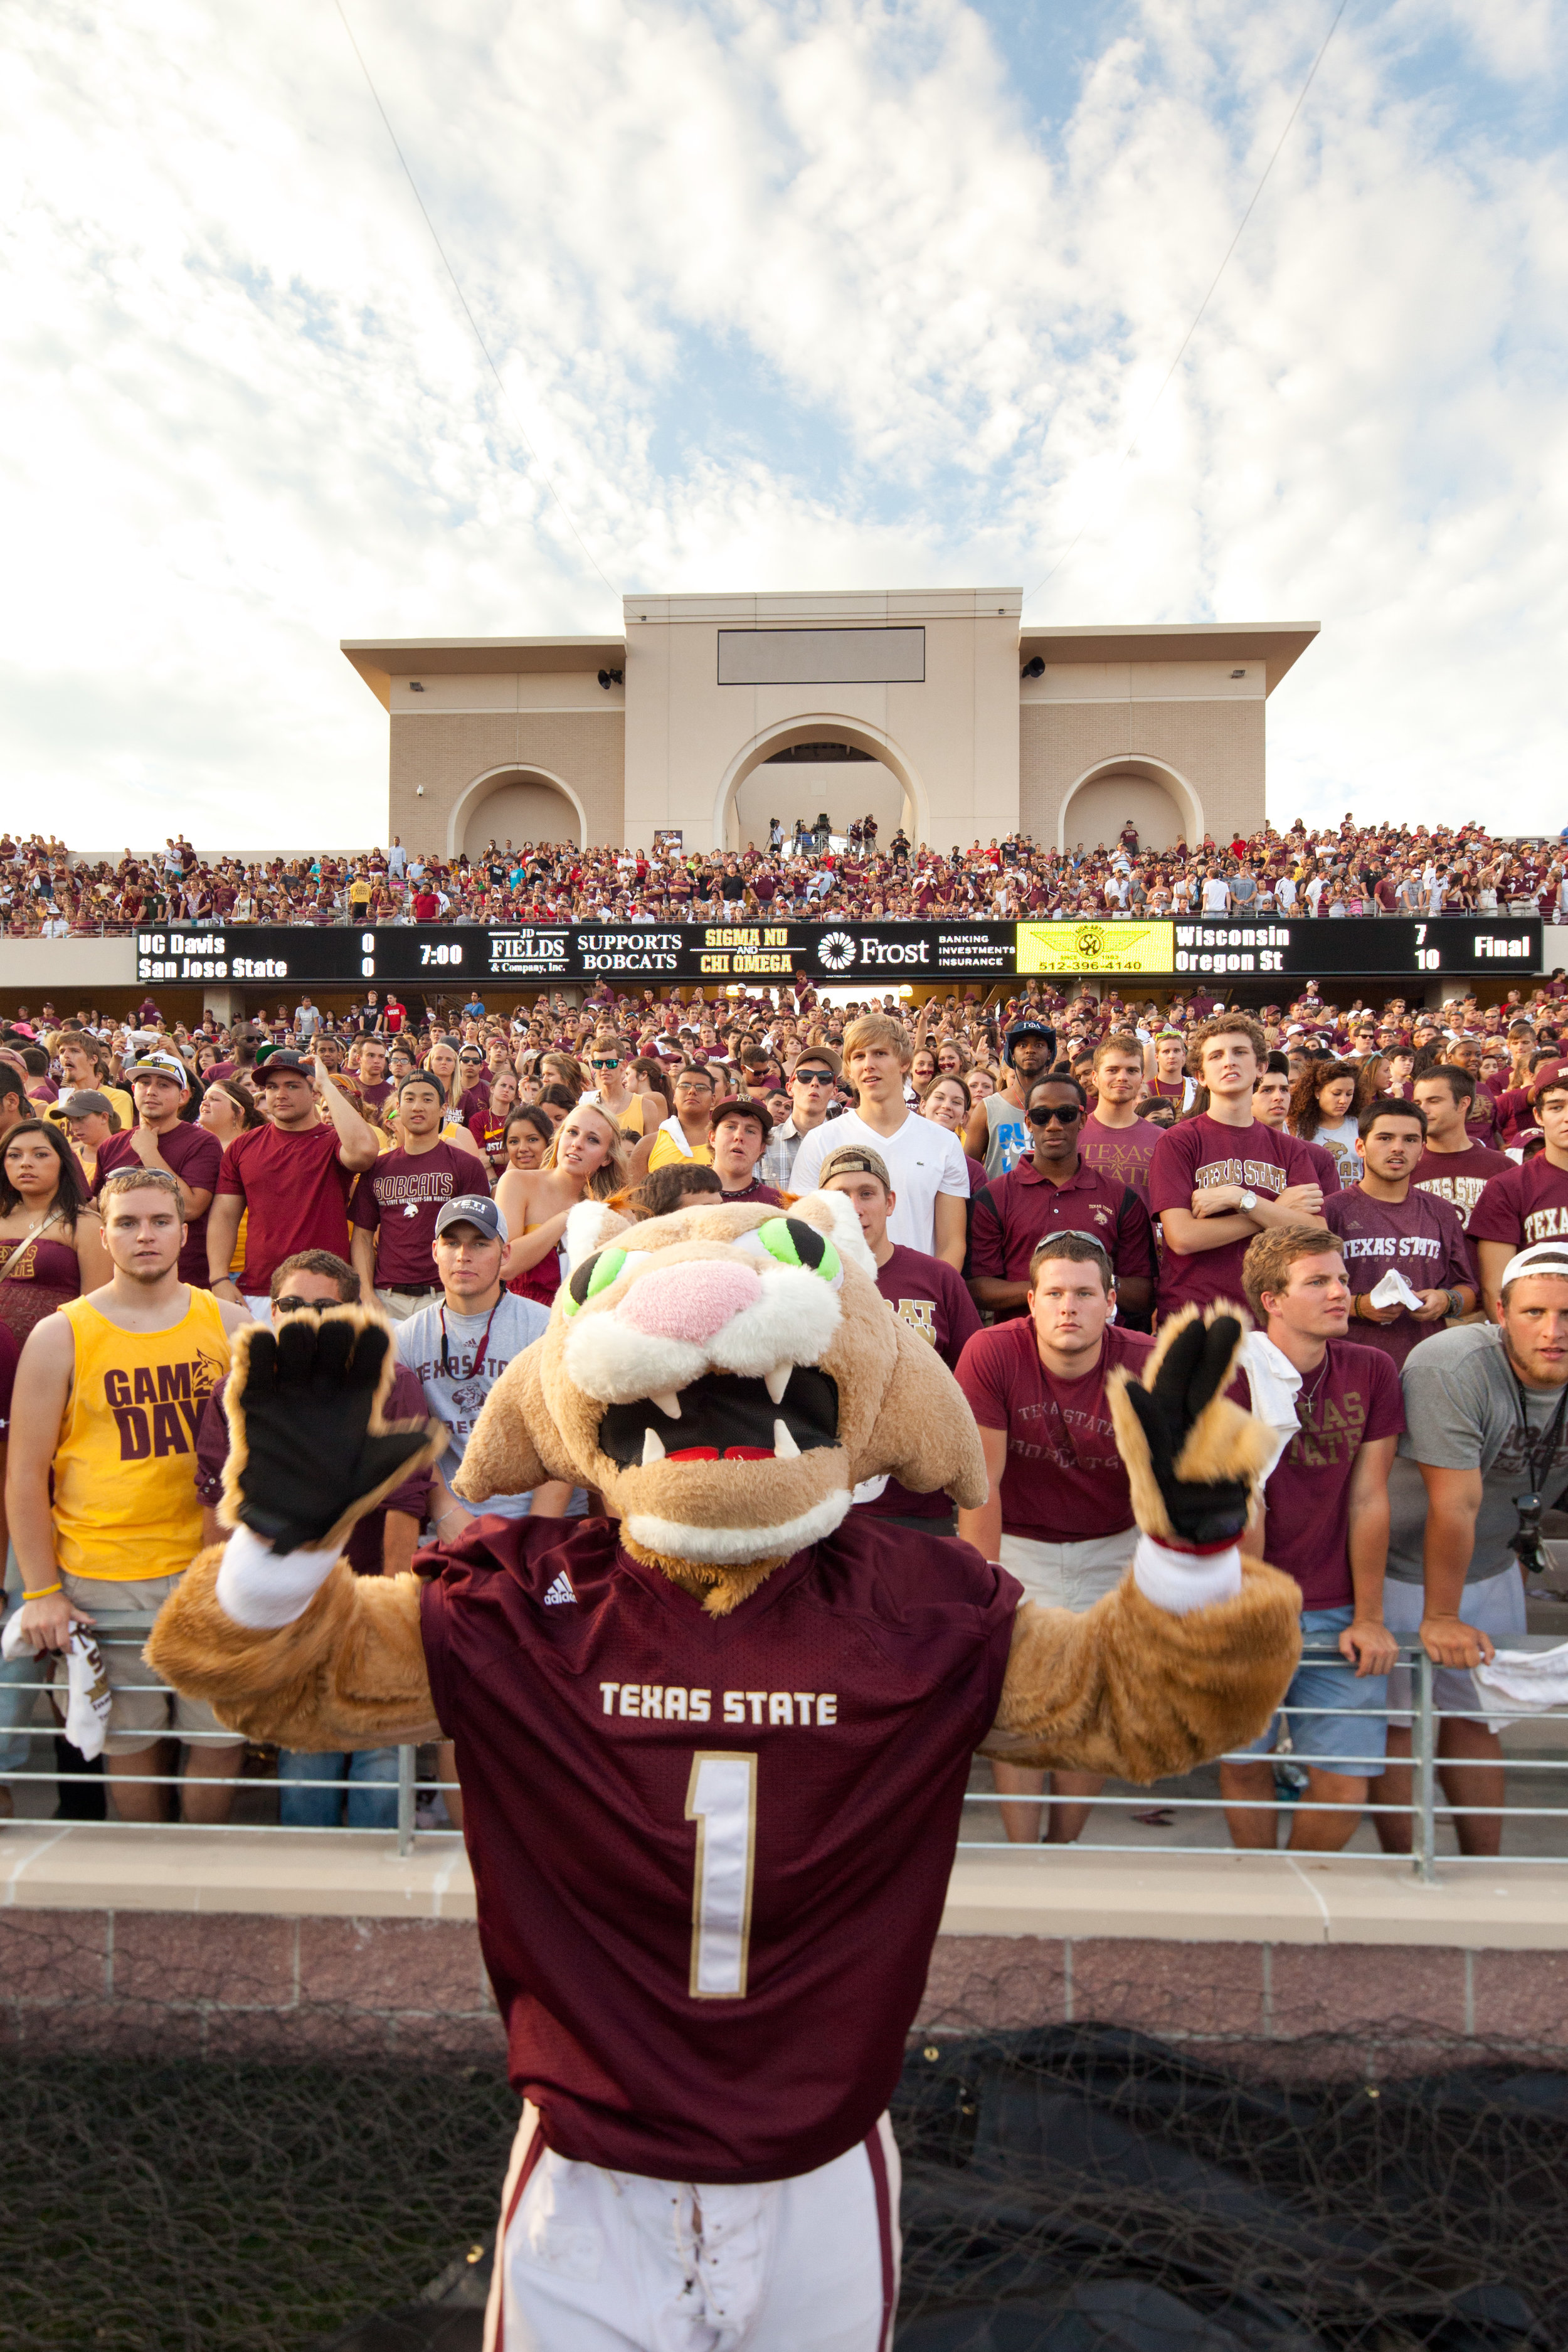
[0, 0, 1564, 845]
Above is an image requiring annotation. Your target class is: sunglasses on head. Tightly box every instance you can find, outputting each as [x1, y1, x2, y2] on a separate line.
[1027, 1102, 1082, 1126]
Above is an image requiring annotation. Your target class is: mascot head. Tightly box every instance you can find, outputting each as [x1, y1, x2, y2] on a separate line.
[453, 1190, 987, 1611]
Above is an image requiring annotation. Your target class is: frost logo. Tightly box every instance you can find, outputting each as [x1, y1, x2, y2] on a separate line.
[818, 931, 858, 972]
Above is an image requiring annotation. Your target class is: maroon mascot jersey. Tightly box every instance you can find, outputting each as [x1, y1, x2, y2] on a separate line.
[418, 1512, 1020, 2185]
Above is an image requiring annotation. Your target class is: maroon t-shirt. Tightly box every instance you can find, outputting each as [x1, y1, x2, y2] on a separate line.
[216, 1122, 357, 1292]
[1241, 1339, 1404, 1609]
[194, 1364, 431, 1572]
[1412, 1142, 1513, 1233]
[968, 1158, 1157, 1318]
[1148, 1116, 1326, 1316]
[351, 1142, 485, 1286]
[859, 1245, 983, 1522]
[417, 1513, 1020, 2183]
[955, 1320, 1155, 1542]
[1079, 1113, 1160, 1198]
[92, 1123, 224, 1288]
[356, 1079, 395, 1113]
[1322, 1186, 1476, 1367]
[1470, 1155, 1568, 1253]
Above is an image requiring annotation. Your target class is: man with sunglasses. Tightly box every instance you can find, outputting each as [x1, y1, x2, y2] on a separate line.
[192, 1249, 432, 1828]
[968, 1074, 1155, 1329]
[454, 1044, 492, 1123]
[580, 1028, 664, 1143]
[761, 1047, 842, 1190]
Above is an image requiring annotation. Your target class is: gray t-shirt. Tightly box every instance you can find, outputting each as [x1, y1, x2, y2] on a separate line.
[395, 1291, 553, 1520]
[1387, 1323, 1568, 1584]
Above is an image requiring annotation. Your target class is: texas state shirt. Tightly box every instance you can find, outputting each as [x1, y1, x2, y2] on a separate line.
[418, 1515, 1019, 2185]
[1148, 1116, 1324, 1316]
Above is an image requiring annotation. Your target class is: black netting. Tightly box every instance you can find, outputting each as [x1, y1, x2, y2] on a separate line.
[4, 2028, 1566, 2351]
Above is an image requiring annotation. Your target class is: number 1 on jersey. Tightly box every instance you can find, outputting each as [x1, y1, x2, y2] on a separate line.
[685, 1752, 757, 1999]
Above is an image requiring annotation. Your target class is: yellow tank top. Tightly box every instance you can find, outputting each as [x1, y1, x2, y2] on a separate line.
[54, 1290, 232, 1584]
[648, 1121, 713, 1172]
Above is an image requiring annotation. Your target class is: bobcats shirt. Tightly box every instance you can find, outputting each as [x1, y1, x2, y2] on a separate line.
[418, 1513, 1020, 2185]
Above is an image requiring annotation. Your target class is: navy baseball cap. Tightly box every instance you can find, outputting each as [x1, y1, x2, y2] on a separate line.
[1004, 1017, 1057, 1064]
[434, 1194, 510, 1246]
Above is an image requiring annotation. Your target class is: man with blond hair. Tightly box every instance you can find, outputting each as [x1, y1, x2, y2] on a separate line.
[788, 1014, 969, 1265]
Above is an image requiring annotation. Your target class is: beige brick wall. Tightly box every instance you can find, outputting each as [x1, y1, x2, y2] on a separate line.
[389, 711, 626, 854]
[1019, 699, 1264, 849]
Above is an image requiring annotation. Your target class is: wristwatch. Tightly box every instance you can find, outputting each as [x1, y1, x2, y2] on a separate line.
[1238, 1189, 1259, 1213]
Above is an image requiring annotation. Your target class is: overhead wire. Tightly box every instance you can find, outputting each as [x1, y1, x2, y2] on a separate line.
[1022, 0, 1353, 608]
[332, 0, 622, 604]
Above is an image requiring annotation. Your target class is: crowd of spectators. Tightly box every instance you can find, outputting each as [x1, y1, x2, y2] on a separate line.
[2, 961, 1567, 1857]
[6, 811, 1568, 935]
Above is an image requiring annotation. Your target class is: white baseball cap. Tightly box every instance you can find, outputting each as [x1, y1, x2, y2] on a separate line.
[1498, 1241, 1568, 1290]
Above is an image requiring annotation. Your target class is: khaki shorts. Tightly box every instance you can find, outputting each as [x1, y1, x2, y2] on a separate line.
[376, 1287, 441, 1323]
[999, 1530, 1134, 1613]
[60, 1574, 233, 1752]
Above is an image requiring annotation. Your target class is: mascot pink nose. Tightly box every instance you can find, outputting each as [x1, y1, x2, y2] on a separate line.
[618, 1261, 763, 1344]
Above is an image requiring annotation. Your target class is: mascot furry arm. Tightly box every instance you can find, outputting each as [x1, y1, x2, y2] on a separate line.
[148, 1192, 1298, 1774]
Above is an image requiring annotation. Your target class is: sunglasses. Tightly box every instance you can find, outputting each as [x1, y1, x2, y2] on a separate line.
[795, 1069, 834, 1085]
[273, 1294, 332, 1315]
[590, 1056, 620, 1069]
[1027, 1103, 1083, 1126]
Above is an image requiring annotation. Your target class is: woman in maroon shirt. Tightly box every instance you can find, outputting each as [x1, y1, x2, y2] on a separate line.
[0, 1121, 110, 1344]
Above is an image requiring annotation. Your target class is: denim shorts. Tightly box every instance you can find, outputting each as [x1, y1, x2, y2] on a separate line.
[1241, 1604, 1388, 1772]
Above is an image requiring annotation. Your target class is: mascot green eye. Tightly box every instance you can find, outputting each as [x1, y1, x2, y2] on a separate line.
[749, 1217, 842, 1286]
[564, 1245, 627, 1315]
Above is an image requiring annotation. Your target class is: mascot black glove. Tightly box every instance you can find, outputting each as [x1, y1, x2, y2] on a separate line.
[1111, 1310, 1263, 1548]
[220, 1308, 442, 1555]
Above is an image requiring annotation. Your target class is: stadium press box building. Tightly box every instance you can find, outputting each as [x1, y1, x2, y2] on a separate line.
[341, 593, 1320, 867]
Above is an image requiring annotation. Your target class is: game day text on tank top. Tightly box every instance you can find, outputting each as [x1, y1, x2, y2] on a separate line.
[52, 1290, 231, 1584]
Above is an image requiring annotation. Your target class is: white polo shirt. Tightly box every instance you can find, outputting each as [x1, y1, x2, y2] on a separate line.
[789, 1109, 969, 1254]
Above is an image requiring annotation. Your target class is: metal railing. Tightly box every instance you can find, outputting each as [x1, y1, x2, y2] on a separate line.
[4, 1628, 1567, 1880]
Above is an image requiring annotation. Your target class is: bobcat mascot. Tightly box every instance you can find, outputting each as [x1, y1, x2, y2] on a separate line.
[149, 1190, 1298, 2352]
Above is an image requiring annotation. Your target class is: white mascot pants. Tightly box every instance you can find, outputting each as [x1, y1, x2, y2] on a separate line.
[483, 2103, 901, 2352]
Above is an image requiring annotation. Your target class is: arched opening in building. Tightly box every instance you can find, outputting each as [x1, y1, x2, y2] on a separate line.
[452, 769, 583, 861]
[1057, 761, 1200, 857]
[731, 745, 911, 854]
[718, 723, 926, 854]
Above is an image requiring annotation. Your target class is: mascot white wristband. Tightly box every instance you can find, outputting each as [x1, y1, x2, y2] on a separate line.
[215, 1524, 344, 1630]
[1131, 1533, 1242, 1618]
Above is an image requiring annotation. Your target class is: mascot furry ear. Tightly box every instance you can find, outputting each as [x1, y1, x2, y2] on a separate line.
[453, 1189, 987, 1610]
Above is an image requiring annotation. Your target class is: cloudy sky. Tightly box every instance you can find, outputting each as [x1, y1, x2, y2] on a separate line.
[4, 0, 1564, 848]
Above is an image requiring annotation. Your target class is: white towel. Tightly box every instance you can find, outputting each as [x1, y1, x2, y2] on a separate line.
[1369, 1266, 1424, 1313]
[1240, 1332, 1301, 1481]
[1474, 1642, 1568, 1712]
[0, 1616, 112, 1759]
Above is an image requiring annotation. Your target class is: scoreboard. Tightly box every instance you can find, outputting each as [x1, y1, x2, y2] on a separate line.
[133, 914, 1544, 988]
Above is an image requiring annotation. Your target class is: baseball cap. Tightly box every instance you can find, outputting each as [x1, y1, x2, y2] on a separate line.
[434, 1194, 510, 1246]
[1498, 1241, 1568, 1290]
[124, 1052, 191, 1093]
[60, 1089, 114, 1121]
[711, 1095, 772, 1136]
[817, 1143, 892, 1190]
[255, 1047, 312, 1077]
